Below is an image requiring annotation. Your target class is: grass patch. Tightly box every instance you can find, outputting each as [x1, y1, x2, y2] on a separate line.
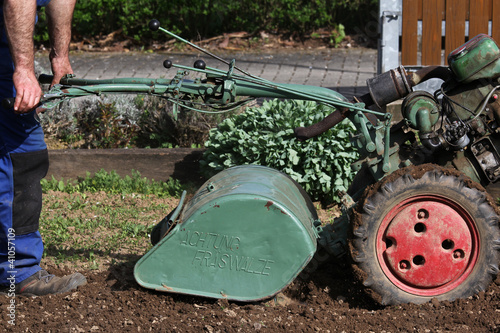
[40, 171, 184, 271]
[41, 169, 185, 197]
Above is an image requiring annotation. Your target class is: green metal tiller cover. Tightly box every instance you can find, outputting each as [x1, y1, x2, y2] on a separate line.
[134, 165, 319, 301]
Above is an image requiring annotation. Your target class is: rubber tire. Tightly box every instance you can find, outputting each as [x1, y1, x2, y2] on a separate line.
[349, 165, 500, 305]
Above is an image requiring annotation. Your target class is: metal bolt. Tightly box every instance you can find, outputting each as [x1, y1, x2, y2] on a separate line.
[417, 209, 428, 220]
[453, 250, 463, 259]
[399, 261, 409, 270]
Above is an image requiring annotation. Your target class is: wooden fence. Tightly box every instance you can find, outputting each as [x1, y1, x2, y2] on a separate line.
[401, 0, 500, 66]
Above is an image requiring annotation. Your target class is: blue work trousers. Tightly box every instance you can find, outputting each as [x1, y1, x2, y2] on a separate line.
[0, 11, 48, 286]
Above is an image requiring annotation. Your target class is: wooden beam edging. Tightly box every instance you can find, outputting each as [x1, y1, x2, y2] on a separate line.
[47, 148, 206, 183]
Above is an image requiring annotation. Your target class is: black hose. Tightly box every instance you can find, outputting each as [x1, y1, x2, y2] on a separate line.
[294, 108, 348, 141]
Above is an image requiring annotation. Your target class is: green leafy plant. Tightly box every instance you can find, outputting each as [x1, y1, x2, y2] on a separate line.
[200, 99, 358, 204]
[330, 24, 346, 47]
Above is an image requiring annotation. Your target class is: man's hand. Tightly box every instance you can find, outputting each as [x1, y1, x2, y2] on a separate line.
[46, 0, 77, 87]
[3, 0, 40, 113]
[12, 68, 42, 113]
[49, 53, 73, 87]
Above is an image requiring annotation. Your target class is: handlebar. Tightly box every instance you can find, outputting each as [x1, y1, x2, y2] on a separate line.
[1, 70, 382, 141]
[39, 74, 54, 85]
[1, 59, 390, 143]
[1, 75, 52, 111]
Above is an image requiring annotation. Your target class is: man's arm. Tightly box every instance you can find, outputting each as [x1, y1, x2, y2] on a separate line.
[45, 0, 77, 87]
[3, 0, 40, 113]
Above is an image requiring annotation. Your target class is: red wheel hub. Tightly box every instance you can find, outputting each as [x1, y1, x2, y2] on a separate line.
[376, 195, 479, 296]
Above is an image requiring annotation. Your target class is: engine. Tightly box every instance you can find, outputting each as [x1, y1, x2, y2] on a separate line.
[399, 34, 500, 185]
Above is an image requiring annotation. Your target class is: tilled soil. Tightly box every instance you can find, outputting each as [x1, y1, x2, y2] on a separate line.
[2, 259, 500, 332]
[2, 186, 500, 332]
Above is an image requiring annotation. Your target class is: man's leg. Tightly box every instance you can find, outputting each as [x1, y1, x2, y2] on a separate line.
[0, 149, 45, 285]
[0, 13, 46, 284]
[0, 11, 86, 294]
[0, 148, 48, 282]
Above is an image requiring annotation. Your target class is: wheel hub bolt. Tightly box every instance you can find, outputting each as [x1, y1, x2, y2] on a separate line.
[453, 250, 464, 259]
[417, 209, 428, 219]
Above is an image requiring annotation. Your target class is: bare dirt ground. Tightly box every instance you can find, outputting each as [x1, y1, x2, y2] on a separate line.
[1, 191, 500, 332]
[1, 257, 500, 332]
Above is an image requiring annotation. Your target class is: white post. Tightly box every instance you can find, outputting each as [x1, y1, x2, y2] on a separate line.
[378, 0, 402, 74]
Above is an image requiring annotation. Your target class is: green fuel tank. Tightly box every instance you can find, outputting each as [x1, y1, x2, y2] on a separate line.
[134, 165, 319, 301]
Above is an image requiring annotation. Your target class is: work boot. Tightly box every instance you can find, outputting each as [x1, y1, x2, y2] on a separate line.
[2, 270, 87, 296]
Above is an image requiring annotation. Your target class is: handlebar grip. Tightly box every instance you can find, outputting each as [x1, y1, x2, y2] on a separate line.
[2, 98, 15, 109]
[294, 109, 347, 141]
[38, 74, 54, 84]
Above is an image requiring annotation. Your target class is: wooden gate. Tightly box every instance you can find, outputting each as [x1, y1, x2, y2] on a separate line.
[401, 0, 500, 66]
